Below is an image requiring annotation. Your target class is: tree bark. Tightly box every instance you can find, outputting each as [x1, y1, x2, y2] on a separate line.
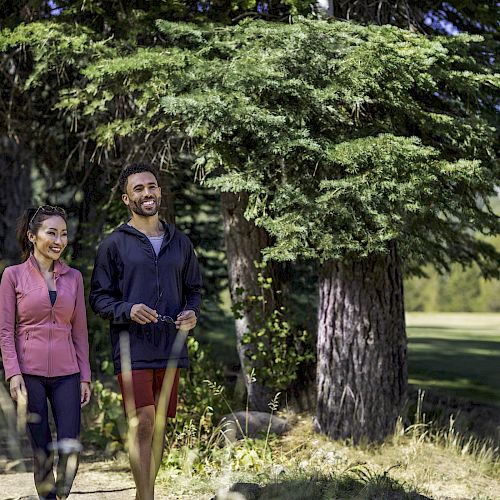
[221, 191, 280, 411]
[316, 242, 407, 443]
[0, 137, 32, 266]
[159, 170, 176, 224]
[320, 1, 424, 30]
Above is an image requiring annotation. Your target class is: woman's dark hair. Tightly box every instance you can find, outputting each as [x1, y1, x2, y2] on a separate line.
[118, 163, 160, 194]
[16, 206, 67, 261]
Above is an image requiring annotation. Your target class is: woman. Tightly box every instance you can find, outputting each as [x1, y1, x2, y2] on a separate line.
[0, 205, 91, 500]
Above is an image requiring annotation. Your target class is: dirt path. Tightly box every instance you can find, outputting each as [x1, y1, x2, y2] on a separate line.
[2, 460, 177, 500]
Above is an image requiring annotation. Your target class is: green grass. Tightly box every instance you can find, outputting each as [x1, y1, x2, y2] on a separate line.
[406, 313, 500, 404]
[155, 411, 500, 499]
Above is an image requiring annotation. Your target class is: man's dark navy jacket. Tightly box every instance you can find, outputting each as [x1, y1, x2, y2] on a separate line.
[90, 221, 202, 374]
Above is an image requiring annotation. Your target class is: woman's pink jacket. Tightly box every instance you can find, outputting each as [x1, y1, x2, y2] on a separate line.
[0, 254, 91, 382]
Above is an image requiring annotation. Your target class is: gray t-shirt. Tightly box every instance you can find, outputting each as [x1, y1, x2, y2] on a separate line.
[148, 235, 163, 256]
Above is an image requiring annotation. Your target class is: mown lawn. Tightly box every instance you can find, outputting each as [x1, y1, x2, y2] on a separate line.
[406, 313, 500, 405]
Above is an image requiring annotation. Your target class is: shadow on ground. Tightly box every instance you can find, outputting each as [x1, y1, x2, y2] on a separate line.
[408, 330, 500, 404]
[214, 477, 431, 500]
[406, 386, 500, 446]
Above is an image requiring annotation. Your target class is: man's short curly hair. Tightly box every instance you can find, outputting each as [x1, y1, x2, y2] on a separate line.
[119, 163, 160, 193]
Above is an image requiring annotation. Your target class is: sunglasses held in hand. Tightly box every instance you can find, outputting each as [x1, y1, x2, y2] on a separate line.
[153, 294, 190, 329]
[157, 311, 192, 332]
[157, 314, 176, 324]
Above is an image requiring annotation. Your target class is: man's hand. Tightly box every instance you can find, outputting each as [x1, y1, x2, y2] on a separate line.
[9, 374, 27, 402]
[175, 309, 197, 332]
[80, 382, 91, 407]
[130, 303, 158, 325]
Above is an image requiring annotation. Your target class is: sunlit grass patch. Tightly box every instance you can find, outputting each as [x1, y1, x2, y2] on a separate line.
[406, 313, 500, 330]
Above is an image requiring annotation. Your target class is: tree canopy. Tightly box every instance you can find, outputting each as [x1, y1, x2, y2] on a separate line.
[9, 18, 495, 275]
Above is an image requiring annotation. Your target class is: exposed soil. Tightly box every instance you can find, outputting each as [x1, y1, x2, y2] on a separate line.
[1, 455, 175, 499]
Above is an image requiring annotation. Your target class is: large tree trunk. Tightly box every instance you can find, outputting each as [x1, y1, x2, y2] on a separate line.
[317, 1, 424, 28]
[316, 242, 407, 443]
[0, 137, 32, 265]
[221, 191, 280, 411]
[159, 170, 176, 224]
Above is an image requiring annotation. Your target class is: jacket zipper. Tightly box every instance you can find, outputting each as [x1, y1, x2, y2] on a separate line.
[132, 226, 166, 310]
[155, 256, 160, 306]
[23, 331, 30, 358]
[143, 233, 162, 309]
[31, 264, 58, 377]
[48, 274, 58, 376]
[29, 257, 60, 377]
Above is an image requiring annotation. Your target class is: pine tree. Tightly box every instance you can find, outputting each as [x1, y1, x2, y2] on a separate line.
[148, 20, 497, 440]
[203, 21, 498, 441]
[3, 16, 498, 439]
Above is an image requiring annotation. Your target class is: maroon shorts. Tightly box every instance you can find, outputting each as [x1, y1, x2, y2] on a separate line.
[117, 368, 180, 418]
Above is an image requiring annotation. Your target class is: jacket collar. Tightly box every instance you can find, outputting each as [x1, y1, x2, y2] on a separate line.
[28, 253, 71, 277]
[118, 219, 175, 247]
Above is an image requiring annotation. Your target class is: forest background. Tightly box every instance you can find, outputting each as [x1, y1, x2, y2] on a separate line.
[0, 1, 499, 499]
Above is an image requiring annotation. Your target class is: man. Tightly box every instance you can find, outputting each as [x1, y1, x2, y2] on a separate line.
[90, 163, 201, 500]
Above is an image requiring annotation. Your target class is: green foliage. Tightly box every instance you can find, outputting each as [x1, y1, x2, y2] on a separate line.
[82, 379, 126, 455]
[81, 336, 225, 455]
[4, 17, 498, 278]
[27, 17, 496, 276]
[196, 21, 499, 275]
[0, 22, 111, 87]
[162, 338, 227, 470]
[2, 10, 499, 428]
[173, 337, 225, 429]
[241, 309, 312, 392]
[405, 265, 500, 312]
[405, 235, 500, 312]
[231, 263, 315, 393]
[56, 0, 313, 27]
[164, 379, 285, 474]
[163, 427, 276, 475]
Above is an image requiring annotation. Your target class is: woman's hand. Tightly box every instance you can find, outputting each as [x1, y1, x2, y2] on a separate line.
[80, 382, 91, 407]
[9, 374, 27, 402]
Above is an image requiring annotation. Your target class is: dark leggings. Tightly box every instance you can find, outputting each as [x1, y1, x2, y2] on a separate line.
[23, 373, 81, 500]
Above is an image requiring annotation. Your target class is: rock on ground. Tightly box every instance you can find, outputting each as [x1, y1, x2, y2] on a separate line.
[219, 411, 289, 443]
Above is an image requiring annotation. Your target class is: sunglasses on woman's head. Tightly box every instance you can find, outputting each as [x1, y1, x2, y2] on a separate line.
[29, 205, 66, 225]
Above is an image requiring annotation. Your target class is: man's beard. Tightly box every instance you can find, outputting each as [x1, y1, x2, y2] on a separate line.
[129, 197, 160, 217]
